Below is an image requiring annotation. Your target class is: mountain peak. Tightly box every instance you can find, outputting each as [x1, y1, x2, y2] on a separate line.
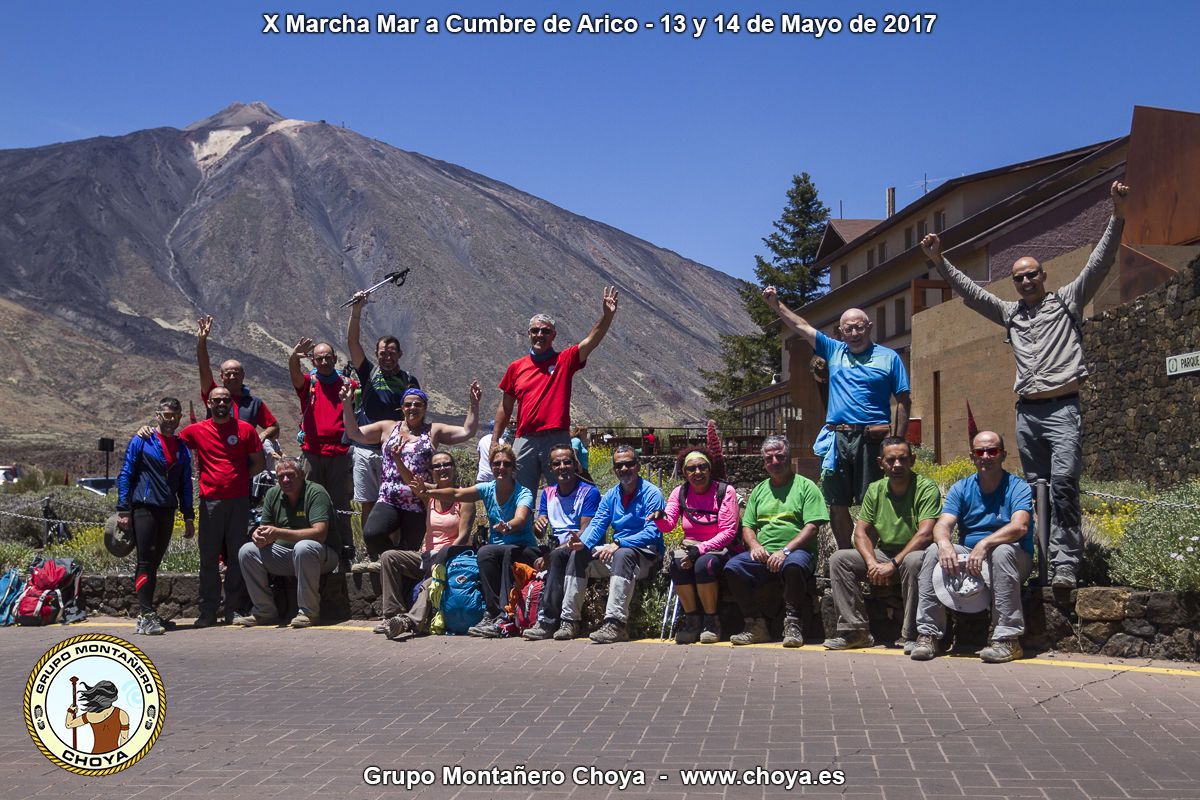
[185, 102, 286, 132]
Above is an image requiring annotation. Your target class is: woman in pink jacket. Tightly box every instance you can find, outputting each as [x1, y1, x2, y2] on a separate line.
[649, 448, 740, 644]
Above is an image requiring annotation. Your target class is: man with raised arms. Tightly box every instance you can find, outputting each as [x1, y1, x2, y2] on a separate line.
[195, 315, 279, 442]
[921, 181, 1129, 589]
[493, 287, 618, 497]
[762, 287, 910, 551]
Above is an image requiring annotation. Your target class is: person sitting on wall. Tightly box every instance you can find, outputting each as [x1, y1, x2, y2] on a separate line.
[377, 450, 475, 639]
[235, 457, 340, 628]
[824, 436, 940, 653]
[911, 431, 1034, 664]
[727, 435, 829, 647]
[559, 445, 666, 644]
[647, 448, 740, 644]
[412, 442, 537, 638]
[521, 444, 601, 641]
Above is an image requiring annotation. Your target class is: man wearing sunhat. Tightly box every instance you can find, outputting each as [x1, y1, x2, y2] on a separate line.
[911, 430, 1034, 663]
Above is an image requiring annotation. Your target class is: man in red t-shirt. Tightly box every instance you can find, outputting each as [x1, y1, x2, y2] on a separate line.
[289, 338, 356, 559]
[195, 315, 280, 441]
[493, 286, 619, 496]
[176, 386, 266, 627]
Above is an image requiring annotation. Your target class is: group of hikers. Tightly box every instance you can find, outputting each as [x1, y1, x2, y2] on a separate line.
[114, 181, 1129, 662]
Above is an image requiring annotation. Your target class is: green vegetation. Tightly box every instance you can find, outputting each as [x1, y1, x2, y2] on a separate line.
[1109, 482, 1200, 592]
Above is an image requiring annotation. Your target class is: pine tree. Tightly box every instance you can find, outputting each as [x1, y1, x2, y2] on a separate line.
[701, 173, 830, 431]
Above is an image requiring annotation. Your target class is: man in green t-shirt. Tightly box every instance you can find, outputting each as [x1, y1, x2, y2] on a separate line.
[235, 457, 340, 628]
[728, 435, 830, 647]
[825, 437, 940, 652]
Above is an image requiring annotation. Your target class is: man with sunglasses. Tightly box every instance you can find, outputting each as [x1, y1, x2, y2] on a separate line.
[559, 446, 664, 643]
[290, 338, 357, 565]
[176, 387, 266, 626]
[195, 315, 280, 442]
[763, 288, 911, 552]
[911, 431, 1034, 663]
[921, 181, 1130, 589]
[493, 287, 619, 497]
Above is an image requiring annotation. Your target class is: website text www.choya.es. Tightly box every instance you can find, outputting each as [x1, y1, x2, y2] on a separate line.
[363, 764, 847, 790]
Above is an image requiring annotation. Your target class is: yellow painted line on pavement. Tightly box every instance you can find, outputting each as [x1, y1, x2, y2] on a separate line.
[58, 623, 1200, 676]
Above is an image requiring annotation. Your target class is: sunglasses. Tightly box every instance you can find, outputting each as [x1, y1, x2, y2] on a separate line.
[157, 412, 182, 421]
[1012, 269, 1043, 283]
[528, 327, 554, 336]
[492, 460, 515, 468]
[613, 460, 639, 470]
[972, 447, 1001, 457]
[839, 323, 868, 333]
[432, 463, 455, 471]
[312, 355, 336, 363]
[550, 459, 574, 467]
[401, 401, 426, 409]
[763, 453, 788, 463]
[684, 464, 710, 473]
[210, 397, 233, 405]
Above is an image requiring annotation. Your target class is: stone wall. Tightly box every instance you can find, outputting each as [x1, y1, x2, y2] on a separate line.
[1081, 253, 1200, 486]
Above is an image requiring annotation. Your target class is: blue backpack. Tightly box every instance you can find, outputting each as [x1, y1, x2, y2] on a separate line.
[438, 550, 485, 635]
[0, 568, 24, 626]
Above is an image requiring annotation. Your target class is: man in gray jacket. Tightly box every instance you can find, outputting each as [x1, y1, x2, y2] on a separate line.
[920, 180, 1129, 589]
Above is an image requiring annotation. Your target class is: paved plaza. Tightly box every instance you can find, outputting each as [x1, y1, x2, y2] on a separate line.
[4, 618, 1200, 800]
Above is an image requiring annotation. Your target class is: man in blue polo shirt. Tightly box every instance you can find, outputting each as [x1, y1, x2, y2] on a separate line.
[911, 431, 1034, 664]
[763, 287, 910, 550]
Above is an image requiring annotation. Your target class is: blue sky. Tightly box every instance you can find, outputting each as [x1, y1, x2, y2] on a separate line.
[2, 1, 1197, 283]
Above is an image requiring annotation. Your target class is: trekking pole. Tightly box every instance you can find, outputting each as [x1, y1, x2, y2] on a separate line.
[338, 269, 410, 308]
[659, 580, 675, 639]
[1035, 479, 1050, 585]
[70, 676, 78, 749]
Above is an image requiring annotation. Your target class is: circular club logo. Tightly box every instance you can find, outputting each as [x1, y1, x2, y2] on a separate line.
[25, 634, 165, 776]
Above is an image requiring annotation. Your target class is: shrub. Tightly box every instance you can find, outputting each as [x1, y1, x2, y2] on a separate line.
[1109, 482, 1200, 591]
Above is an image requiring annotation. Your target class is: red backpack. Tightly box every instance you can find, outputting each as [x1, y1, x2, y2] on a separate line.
[16, 559, 67, 625]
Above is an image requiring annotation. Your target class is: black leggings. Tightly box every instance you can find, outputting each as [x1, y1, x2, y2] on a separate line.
[363, 503, 425, 558]
[667, 551, 728, 585]
[133, 504, 175, 615]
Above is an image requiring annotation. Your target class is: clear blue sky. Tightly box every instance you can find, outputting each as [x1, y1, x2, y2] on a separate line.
[2, 1, 1197, 283]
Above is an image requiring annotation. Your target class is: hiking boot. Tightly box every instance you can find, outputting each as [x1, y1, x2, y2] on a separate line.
[699, 614, 721, 644]
[232, 613, 276, 627]
[193, 612, 219, 628]
[895, 638, 917, 655]
[1051, 566, 1077, 589]
[468, 613, 499, 637]
[351, 560, 381, 574]
[373, 621, 389, 634]
[289, 613, 313, 628]
[675, 612, 702, 644]
[910, 633, 940, 661]
[522, 622, 555, 641]
[589, 620, 629, 644]
[385, 615, 415, 640]
[553, 620, 579, 641]
[782, 616, 805, 648]
[730, 617, 769, 646]
[823, 629, 874, 650]
[136, 613, 165, 636]
[980, 638, 1023, 663]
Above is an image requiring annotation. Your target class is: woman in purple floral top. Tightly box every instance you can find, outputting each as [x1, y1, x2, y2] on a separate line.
[341, 382, 481, 565]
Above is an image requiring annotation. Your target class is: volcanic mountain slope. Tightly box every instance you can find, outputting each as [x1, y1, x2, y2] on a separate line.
[0, 102, 754, 469]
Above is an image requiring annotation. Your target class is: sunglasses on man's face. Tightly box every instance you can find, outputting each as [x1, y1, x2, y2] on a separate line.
[492, 460, 515, 469]
[431, 463, 455, 471]
[529, 327, 554, 336]
[613, 460, 639, 470]
[158, 412, 181, 421]
[972, 447, 1001, 457]
[1012, 269, 1043, 283]
[550, 459, 574, 467]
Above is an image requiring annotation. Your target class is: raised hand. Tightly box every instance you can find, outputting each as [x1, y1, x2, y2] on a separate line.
[920, 233, 942, 262]
[197, 315, 213, 339]
[602, 286, 619, 317]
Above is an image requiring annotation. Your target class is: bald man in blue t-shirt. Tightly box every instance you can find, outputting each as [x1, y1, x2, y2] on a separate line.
[764, 287, 911, 550]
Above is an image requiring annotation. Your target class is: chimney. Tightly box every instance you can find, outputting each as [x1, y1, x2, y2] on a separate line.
[886, 187, 896, 217]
